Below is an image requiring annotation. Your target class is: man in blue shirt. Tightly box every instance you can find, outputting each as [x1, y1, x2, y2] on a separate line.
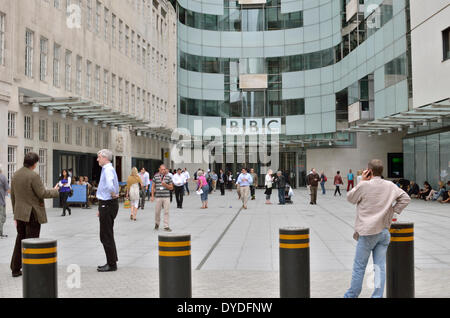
[236, 168, 253, 210]
[96, 149, 119, 272]
[347, 169, 355, 192]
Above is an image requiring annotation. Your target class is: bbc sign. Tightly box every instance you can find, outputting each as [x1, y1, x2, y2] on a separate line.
[226, 118, 281, 135]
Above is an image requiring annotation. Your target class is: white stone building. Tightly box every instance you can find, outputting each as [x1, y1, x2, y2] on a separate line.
[0, 0, 177, 202]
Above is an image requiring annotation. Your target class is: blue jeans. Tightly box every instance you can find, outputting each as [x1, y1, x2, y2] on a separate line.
[344, 228, 391, 298]
[278, 188, 285, 204]
[200, 185, 209, 202]
[320, 182, 326, 194]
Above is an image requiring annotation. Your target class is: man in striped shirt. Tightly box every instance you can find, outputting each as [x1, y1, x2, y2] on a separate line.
[151, 164, 173, 232]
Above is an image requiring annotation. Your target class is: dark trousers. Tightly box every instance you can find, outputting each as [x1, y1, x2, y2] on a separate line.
[334, 186, 342, 196]
[174, 185, 184, 208]
[347, 180, 354, 191]
[219, 182, 225, 195]
[10, 210, 41, 274]
[60, 191, 71, 215]
[99, 199, 119, 266]
[250, 185, 256, 199]
[310, 186, 318, 204]
[278, 187, 286, 204]
[184, 183, 190, 195]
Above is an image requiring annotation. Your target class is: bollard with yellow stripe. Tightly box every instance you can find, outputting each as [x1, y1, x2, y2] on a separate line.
[386, 222, 414, 298]
[279, 227, 310, 298]
[22, 238, 58, 298]
[158, 234, 192, 298]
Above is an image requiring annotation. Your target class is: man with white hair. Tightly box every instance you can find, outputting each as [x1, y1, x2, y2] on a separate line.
[0, 164, 10, 238]
[96, 149, 120, 272]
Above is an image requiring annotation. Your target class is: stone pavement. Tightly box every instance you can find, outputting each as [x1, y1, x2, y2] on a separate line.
[0, 188, 449, 298]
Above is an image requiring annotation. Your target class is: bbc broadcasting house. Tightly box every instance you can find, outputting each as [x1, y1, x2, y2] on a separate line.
[1, 0, 450, 198]
[1, 0, 177, 207]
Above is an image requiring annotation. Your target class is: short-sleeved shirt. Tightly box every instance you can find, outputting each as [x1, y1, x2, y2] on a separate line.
[348, 173, 354, 181]
[153, 173, 173, 198]
[0, 174, 10, 207]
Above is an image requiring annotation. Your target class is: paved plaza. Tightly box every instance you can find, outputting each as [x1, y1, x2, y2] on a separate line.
[0, 188, 449, 298]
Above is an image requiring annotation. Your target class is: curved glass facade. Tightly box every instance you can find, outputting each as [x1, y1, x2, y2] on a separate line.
[178, 1, 303, 31]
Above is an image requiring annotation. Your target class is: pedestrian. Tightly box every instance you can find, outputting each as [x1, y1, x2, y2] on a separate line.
[236, 168, 253, 209]
[347, 169, 355, 191]
[55, 169, 72, 216]
[274, 171, 286, 205]
[226, 171, 233, 191]
[96, 149, 120, 272]
[218, 169, 226, 196]
[0, 164, 11, 239]
[126, 167, 143, 221]
[151, 164, 173, 232]
[173, 168, 186, 209]
[320, 171, 327, 195]
[138, 168, 150, 209]
[182, 168, 190, 195]
[166, 168, 174, 203]
[196, 170, 209, 209]
[307, 168, 320, 205]
[344, 159, 411, 298]
[264, 169, 274, 204]
[334, 171, 344, 196]
[235, 170, 241, 199]
[250, 168, 258, 200]
[211, 171, 218, 192]
[10, 152, 60, 277]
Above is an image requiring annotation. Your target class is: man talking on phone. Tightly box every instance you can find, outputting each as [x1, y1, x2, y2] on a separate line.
[344, 159, 410, 298]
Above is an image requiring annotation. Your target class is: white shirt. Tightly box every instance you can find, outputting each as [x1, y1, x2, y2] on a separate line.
[139, 171, 150, 187]
[172, 173, 187, 186]
[182, 171, 190, 184]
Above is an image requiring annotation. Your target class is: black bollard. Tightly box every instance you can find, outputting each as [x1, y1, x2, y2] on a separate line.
[386, 222, 414, 298]
[22, 238, 58, 298]
[279, 227, 310, 298]
[159, 233, 192, 298]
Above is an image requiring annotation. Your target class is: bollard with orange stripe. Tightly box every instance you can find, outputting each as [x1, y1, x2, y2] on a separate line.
[279, 227, 310, 298]
[22, 238, 57, 298]
[158, 234, 192, 298]
[386, 222, 414, 298]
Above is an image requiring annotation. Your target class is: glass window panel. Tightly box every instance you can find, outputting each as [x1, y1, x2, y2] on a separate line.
[426, 134, 440, 189]
[403, 137, 415, 182]
[440, 132, 450, 183]
[414, 136, 427, 187]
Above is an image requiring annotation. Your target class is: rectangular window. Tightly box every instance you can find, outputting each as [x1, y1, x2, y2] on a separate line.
[24, 115, 33, 139]
[104, 7, 109, 41]
[24, 147, 33, 156]
[86, 0, 92, 30]
[95, 1, 101, 34]
[53, 43, 61, 87]
[118, 77, 123, 111]
[65, 123, 71, 144]
[0, 12, 5, 66]
[137, 35, 141, 64]
[8, 112, 16, 137]
[86, 60, 92, 97]
[75, 55, 82, 95]
[131, 30, 135, 60]
[111, 73, 116, 108]
[385, 53, 407, 87]
[25, 29, 34, 77]
[54, 0, 60, 9]
[443, 27, 450, 61]
[111, 14, 116, 47]
[125, 81, 129, 112]
[7, 146, 17, 185]
[75, 126, 82, 145]
[39, 148, 47, 185]
[103, 69, 109, 105]
[95, 65, 100, 101]
[39, 37, 48, 81]
[131, 84, 135, 113]
[65, 50, 72, 91]
[39, 119, 48, 141]
[85, 127, 92, 146]
[94, 129, 100, 148]
[136, 87, 141, 116]
[103, 131, 109, 148]
[118, 19, 123, 51]
[53, 121, 60, 143]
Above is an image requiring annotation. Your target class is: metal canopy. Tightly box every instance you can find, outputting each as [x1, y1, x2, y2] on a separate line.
[340, 98, 450, 134]
[22, 95, 173, 141]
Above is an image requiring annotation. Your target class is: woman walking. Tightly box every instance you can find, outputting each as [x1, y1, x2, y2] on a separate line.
[264, 169, 274, 204]
[334, 171, 344, 196]
[226, 171, 233, 191]
[126, 167, 143, 221]
[197, 170, 209, 209]
[56, 169, 72, 216]
[320, 171, 327, 195]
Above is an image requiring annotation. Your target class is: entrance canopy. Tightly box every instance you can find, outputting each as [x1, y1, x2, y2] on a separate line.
[21, 93, 173, 142]
[340, 98, 450, 135]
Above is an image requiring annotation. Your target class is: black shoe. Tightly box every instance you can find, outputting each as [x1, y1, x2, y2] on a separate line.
[68, 209, 71, 216]
[0, 234, 8, 238]
[310, 202, 314, 205]
[97, 264, 117, 272]
[12, 271, 22, 278]
[154, 224, 159, 230]
[61, 213, 66, 216]
[164, 227, 172, 232]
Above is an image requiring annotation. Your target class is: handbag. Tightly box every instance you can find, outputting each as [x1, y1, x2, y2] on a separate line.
[196, 188, 203, 195]
[69, 187, 74, 197]
[124, 199, 131, 209]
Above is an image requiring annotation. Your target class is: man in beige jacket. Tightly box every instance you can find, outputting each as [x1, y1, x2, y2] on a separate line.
[10, 152, 60, 277]
[344, 159, 410, 298]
